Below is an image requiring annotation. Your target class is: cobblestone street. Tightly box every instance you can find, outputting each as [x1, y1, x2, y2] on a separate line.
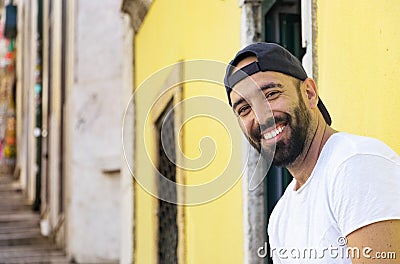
[0, 174, 69, 264]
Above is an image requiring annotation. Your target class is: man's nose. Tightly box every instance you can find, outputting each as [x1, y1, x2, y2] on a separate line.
[252, 99, 273, 127]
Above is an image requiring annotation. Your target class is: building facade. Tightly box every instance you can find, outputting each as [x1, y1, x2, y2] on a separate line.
[14, 0, 129, 262]
[11, 0, 400, 263]
[123, 0, 400, 263]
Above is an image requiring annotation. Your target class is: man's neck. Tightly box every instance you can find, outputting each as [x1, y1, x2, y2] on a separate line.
[287, 121, 337, 191]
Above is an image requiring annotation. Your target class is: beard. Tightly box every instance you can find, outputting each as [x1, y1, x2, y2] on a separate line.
[272, 102, 310, 167]
[248, 97, 311, 167]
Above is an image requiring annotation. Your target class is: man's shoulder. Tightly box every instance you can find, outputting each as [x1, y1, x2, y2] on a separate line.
[323, 132, 399, 162]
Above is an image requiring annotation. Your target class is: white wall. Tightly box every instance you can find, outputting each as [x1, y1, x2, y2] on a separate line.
[66, 0, 124, 262]
[120, 13, 134, 264]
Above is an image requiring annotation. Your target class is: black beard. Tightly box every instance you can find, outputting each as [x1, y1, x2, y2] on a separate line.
[272, 101, 310, 167]
[248, 98, 311, 167]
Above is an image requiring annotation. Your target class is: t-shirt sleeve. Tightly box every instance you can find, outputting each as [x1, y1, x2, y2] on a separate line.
[330, 154, 400, 237]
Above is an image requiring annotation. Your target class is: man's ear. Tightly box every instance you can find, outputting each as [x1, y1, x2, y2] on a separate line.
[303, 78, 318, 109]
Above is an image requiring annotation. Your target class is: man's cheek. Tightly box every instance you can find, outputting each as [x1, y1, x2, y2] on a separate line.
[238, 120, 250, 136]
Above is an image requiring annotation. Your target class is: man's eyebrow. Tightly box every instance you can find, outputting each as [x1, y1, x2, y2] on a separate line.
[232, 82, 283, 111]
[232, 97, 245, 112]
[260, 82, 283, 91]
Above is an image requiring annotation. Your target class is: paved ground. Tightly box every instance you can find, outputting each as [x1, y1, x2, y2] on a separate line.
[0, 174, 70, 264]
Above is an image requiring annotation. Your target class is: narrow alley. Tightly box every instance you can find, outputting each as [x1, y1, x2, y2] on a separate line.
[0, 174, 69, 264]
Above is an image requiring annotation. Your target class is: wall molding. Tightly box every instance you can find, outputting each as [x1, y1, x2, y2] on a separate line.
[121, 0, 152, 33]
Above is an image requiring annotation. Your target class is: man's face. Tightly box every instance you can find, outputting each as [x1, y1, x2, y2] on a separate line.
[229, 57, 312, 167]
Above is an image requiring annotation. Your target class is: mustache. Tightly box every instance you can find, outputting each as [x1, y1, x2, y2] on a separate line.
[250, 115, 289, 140]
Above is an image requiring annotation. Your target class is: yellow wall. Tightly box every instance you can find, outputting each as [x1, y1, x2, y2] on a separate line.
[316, 0, 400, 152]
[135, 0, 243, 263]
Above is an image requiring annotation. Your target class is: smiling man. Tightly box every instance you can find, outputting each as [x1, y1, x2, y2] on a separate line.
[224, 42, 400, 263]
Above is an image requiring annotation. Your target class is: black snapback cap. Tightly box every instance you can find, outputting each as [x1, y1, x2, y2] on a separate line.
[224, 42, 331, 126]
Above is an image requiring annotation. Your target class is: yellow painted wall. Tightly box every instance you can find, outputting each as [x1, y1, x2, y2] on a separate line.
[316, 0, 400, 152]
[135, 0, 243, 263]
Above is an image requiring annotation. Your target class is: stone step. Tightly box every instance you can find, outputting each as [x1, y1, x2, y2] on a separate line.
[0, 190, 23, 194]
[0, 195, 27, 201]
[0, 222, 39, 234]
[0, 246, 65, 254]
[0, 243, 61, 253]
[0, 206, 32, 212]
[0, 220, 39, 229]
[0, 248, 65, 258]
[0, 234, 49, 247]
[0, 175, 70, 263]
[0, 195, 25, 199]
[0, 212, 40, 222]
[0, 228, 42, 239]
[0, 177, 13, 185]
[0, 255, 70, 264]
[0, 205, 33, 213]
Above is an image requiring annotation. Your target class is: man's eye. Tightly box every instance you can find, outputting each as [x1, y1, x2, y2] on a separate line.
[265, 91, 280, 99]
[237, 105, 251, 116]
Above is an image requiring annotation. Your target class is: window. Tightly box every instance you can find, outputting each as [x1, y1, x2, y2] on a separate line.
[156, 101, 178, 264]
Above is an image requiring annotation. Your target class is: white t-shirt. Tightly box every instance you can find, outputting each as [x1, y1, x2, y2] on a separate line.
[268, 132, 400, 263]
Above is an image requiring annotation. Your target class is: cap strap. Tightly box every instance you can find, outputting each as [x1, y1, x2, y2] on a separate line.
[227, 61, 261, 89]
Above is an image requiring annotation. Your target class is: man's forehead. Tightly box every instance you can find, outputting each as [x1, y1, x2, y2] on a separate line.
[229, 70, 296, 105]
[230, 74, 272, 103]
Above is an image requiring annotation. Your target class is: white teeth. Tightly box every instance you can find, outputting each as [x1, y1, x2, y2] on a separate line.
[263, 126, 285, 140]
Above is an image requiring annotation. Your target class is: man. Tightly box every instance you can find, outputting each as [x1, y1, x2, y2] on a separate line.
[224, 42, 400, 263]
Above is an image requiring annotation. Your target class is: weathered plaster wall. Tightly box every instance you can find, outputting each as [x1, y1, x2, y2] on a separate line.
[67, 0, 124, 262]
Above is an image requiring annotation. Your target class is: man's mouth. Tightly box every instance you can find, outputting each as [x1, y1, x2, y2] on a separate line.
[262, 124, 286, 140]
